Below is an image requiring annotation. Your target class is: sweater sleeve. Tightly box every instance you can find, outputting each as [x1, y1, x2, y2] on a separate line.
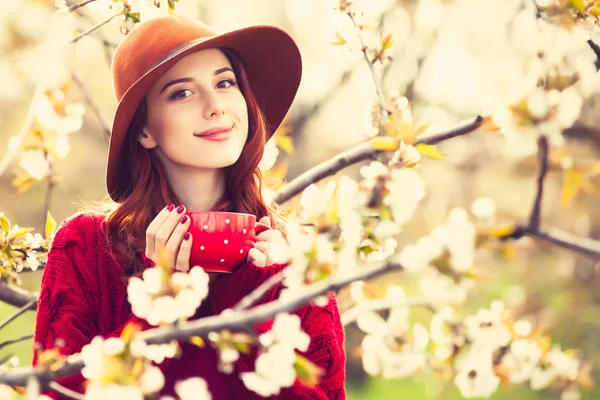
[32, 215, 160, 399]
[210, 262, 346, 400]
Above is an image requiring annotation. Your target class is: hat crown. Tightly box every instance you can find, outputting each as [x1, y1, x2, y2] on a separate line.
[111, 17, 217, 102]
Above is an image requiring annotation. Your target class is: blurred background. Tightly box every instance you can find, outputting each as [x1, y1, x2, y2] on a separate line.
[1, 0, 600, 398]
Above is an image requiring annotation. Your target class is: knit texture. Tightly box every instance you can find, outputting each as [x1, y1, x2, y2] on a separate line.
[32, 212, 346, 399]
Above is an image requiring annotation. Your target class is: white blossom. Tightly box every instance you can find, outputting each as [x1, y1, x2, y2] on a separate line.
[385, 168, 426, 226]
[470, 197, 497, 220]
[502, 339, 542, 383]
[454, 349, 500, 398]
[530, 347, 580, 390]
[174, 377, 212, 400]
[84, 383, 144, 400]
[464, 301, 511, 351]
[19, 150, 49, 180]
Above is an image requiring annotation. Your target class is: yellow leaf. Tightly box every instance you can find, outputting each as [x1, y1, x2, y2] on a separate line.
[9, 227, 34, 240]
[0, 215, 10, 235]
[588, 161, 600, 177]
[189, 336, 205, 347]
[369, 136, 399, 151]
[380, 33, 394, 50]
[294, 354, 324, 386]
[488, 225, 517, 238]
[45, 211, 57, 240]
[561, 168, 585, 208]
[413, 122, 432, 138]
[276, 136, 294, 154]
[330, 32, 347, 46]
[414, 143, 446, 160]
[569, 0, 585, 11]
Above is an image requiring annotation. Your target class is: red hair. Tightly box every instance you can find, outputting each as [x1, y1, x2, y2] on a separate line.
[93, 48, 281, 278]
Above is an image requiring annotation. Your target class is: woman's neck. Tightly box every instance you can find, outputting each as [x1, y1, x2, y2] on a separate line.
[165, 165, 226, 211]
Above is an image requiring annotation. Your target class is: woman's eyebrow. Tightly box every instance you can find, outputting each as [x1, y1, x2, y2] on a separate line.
[160, 67, 234, 93]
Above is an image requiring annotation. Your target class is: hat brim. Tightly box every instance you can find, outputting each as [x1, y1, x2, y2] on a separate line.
[107, 25, 302, 202]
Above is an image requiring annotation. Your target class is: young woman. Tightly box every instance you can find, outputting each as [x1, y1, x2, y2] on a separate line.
[32, 16, 346, 399]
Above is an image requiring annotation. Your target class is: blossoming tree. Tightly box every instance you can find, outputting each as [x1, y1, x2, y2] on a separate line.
[1, 0, 600, 399]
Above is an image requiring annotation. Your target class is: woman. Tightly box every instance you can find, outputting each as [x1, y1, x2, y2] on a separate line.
[32, 16, 346, 399]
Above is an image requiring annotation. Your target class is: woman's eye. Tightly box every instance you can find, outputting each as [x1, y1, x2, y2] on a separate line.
[217, 79, 237, 89]
[170, 89, 192, 101]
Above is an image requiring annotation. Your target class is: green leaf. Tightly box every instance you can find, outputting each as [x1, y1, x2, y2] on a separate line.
[294, 354, 323, 386]
[233, 341, 250, 354]
[45, 211, 57, 239]
[415, 143, 446, 160]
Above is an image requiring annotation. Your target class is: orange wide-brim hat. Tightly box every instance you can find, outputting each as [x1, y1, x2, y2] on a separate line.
[107, 16, 302, 202]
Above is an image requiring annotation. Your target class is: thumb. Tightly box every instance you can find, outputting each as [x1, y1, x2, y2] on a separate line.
[258, 216, 271, 227]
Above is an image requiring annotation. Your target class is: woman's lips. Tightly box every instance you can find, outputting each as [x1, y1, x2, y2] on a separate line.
[194, 126, 232, 141]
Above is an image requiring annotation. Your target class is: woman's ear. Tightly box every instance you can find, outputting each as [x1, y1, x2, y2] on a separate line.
[139, 128, 158, 149]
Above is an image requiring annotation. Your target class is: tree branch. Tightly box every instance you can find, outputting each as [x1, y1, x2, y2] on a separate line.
[48, 381, 85, 400]
[0, 299, 36, 332]
[0, 334, 33, 352]
[0, 260, 403, 387]
[0, 86, 44, 179]
[67, 0, 98, 13]
[233, 270, 286, 311]
[499, 135, 600, 260]
[71, 72, 111, 141]
[273, 115, 487, 205]
[587, 39, 600, 71]
[68, 12, 121, 45]
[0, 281, 38, 310]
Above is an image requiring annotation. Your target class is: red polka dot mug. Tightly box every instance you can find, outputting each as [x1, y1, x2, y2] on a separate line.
[185, 211, 270, 273]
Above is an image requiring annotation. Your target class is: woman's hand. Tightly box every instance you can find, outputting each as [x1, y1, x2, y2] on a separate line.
[247, 216, 291, 268]
[145, 203, 192, 272]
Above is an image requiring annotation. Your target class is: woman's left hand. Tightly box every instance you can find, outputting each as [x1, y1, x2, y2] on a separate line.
[247, 216, 291, 268]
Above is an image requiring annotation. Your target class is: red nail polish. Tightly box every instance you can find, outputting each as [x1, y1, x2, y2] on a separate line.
[176, 205, 184, 214]
[167, 204, 175, 211]
[184, 232, 190, 240]
[181, 215, 188, 224]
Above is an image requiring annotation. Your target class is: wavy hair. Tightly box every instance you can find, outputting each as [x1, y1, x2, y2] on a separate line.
[88, 48, 282, 278]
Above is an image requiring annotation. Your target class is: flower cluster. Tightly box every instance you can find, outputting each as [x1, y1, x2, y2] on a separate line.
[241, 313, 311, 397]
[127, 262, 210, 326]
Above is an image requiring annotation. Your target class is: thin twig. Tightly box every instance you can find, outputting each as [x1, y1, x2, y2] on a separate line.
[0, 85, 44, 179]
[68, 12, 121, 45]
[0, 260, 403, 387]
[530, 227, 600, 259]
[0, 299, 36, 332]
[0, 335, 34, 351]
[48, 381, 85, 400]
[67, 0, 98, 13]
[341, 297, 432, 326]
[587, 39, 600, 71]
[528, 135, 549, 230]
[233, 271, 286, 311]
[414, 116, 487, 146]
[71, 72, 111, 141]
[346, 9, 389, 129]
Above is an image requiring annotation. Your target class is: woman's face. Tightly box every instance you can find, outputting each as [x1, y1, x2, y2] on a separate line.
[141, 48, 249, 171]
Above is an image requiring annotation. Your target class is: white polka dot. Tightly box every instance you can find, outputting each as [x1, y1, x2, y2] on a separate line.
[225, 219, 230, 224]
[220, 259, 225, 263]
[203, 225, 208, 230]
[243, 229, 247, 234]
[240, 249, 243, 254]
[200, 246, 205, 250]
[224, 239, 228, 244]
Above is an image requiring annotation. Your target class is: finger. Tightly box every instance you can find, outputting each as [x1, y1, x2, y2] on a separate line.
[258, 216, 271, 227]
[164, 213, 191, 269]
[154, 205, 187, 263]
[252, 241, 270, 253]
[255, 229, 283, 242]
[247, 248, 267, 268]
[253, 241, 291, 265]
[146, 204, 176, 258]
[174, 232, 192, 272]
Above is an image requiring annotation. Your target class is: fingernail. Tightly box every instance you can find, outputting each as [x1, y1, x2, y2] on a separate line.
[181, 215, 188, 224]
[184, 232, 190, 240]
[176, 205, 185, 214]
[167, 204, 175, 211]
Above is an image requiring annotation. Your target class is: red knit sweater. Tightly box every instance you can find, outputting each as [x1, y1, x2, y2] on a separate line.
[32, 212, 346, 399]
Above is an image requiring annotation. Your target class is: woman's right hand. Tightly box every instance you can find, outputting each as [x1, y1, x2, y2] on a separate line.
[145, 203, 192, 272]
